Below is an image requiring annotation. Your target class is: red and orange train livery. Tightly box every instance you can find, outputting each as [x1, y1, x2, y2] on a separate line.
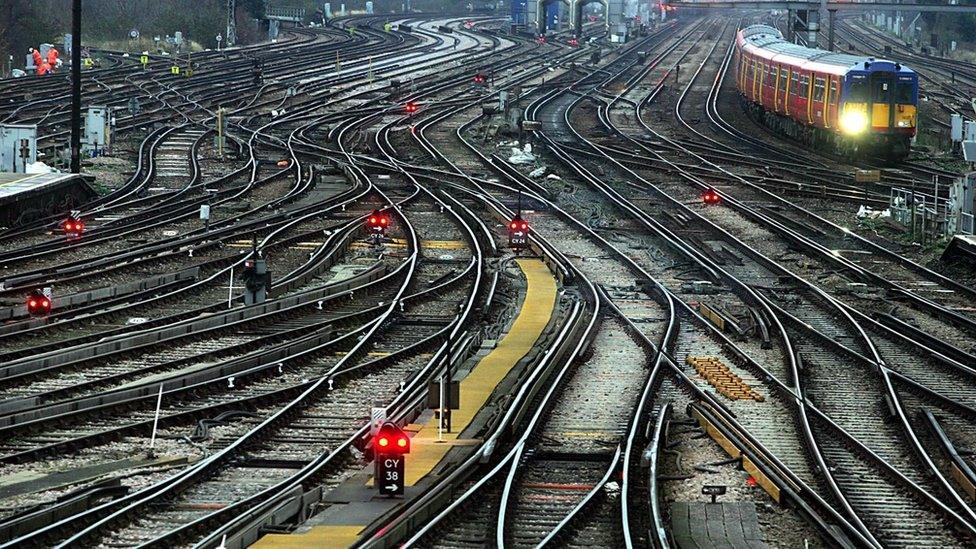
[734, 24, 918, 159]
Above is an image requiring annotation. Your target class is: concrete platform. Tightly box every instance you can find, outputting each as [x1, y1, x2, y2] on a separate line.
[0, 172, 96, 227]
[671, 502, 765, 549]
[253, 259, 558, 548]
[942, 235, 976, 264]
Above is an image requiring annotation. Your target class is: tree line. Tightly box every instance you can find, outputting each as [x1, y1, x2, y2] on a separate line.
[0, 0, 266, 68]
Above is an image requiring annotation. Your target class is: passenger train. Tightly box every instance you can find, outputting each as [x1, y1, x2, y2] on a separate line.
[734, 24, 918, 160]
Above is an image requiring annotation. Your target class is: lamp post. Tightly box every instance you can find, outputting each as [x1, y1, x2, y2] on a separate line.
[70, 0, 81, 173]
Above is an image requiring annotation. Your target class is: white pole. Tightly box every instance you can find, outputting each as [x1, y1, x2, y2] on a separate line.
[149, 383, 164, 454]
[437, 374, 445, 442]
[227, 267, 234, 308]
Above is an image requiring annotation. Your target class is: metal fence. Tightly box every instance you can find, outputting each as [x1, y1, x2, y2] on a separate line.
[889, 187, 950, 241]
[266, 5, 306, 21]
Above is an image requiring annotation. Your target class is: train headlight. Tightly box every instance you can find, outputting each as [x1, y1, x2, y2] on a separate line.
[897, 119, 911, 127]
[840, 110, 868, 135]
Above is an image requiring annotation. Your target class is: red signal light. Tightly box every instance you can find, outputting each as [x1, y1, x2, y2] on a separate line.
[62, 217, 84, 235]
[509, 216, 529, 250]
[26, 290, 51, 316]
[702, 189, 721, 205]
[368, 210, 388, 234]
[375, 421, 410, 454]
[509, 217, 528, 232]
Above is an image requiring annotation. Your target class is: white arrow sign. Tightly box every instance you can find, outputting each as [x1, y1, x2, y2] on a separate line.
[385, 484, 399, 491]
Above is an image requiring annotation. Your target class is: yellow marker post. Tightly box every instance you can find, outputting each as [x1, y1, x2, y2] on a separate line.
[140, 54, 149, 70]
[170, 65, 180, 75]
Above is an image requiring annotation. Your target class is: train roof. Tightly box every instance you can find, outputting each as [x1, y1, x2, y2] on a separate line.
[738, 24, 913, 75]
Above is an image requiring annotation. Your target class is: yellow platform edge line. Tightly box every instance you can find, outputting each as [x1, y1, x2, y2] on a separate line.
[252, 524, 364, 548]
[253, 259, 558, 549]
[404, 258, 557, 485]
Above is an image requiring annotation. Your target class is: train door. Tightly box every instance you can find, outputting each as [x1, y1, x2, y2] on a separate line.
[812, 76, 826, 127]
[869, 71, 895, 130]
[774, 65, 782, 113]
[752, 59, 762, 103]
[826, 77, 838, 128]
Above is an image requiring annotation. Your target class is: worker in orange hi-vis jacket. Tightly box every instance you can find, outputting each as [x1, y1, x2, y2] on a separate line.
[37, 62, 52, 76]
[30, 48, 43, 68]
[46, 47, 59, 70]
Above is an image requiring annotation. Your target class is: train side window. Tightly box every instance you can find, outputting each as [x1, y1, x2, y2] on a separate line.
[790, 72, 799, 95]
[799, 76, 809, 98]
[829, 80, 838, 103]
[895, 81, 913, 103]
[813, 77, 825, 101]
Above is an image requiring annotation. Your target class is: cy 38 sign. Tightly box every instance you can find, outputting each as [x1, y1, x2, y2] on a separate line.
[377, 457, 404, 496]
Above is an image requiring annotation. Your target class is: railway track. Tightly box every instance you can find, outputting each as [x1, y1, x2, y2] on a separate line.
[581, 21, 976, 547]
[3, 12, 976, 548]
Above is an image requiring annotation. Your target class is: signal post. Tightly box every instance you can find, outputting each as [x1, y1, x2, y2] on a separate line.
[373, 421, 410, 497]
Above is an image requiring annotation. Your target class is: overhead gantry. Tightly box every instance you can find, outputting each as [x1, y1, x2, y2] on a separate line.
[666, 0, 976, 51]
[526, 0, 627, 36]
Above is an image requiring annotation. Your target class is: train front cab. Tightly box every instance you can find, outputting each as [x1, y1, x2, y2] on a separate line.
[839, 61, 917, 158]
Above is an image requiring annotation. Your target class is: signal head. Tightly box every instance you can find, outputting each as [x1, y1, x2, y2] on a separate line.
[509, 216, 528, 232]
[62, 217, 84, 235]
[26, 289, 51, 316]
[375, 421, 410, 454]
